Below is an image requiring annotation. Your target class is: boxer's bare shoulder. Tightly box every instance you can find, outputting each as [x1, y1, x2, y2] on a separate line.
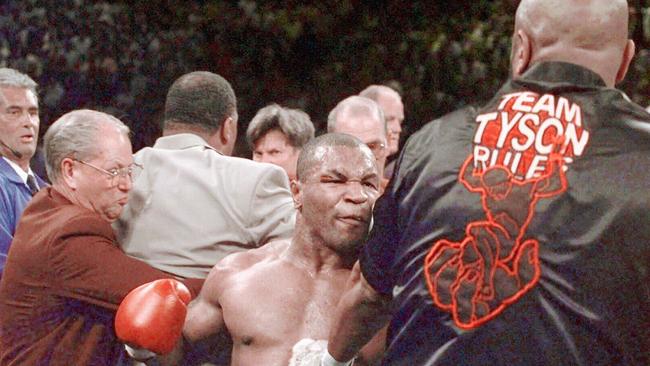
[209, 239, 290, 276]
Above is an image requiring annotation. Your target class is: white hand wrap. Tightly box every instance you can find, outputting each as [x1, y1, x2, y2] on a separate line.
[321, 349, 354, 366]
[124, 344, 156, 361]
[288, 338, 354, 366]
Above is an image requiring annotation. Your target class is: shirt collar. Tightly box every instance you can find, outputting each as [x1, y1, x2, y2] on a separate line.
[2, 156, 35, 185]
[152, 133, 223, 154]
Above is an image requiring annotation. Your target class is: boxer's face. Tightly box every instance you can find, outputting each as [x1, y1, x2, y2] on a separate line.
[297, 145, 380, 255]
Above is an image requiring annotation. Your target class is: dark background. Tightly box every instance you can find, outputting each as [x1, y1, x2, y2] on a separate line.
[2, 0, 649, 157]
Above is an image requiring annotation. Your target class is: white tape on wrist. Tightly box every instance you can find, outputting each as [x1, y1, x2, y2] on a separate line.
[320, 350, 353, 366]
[124, 344, 156, 361]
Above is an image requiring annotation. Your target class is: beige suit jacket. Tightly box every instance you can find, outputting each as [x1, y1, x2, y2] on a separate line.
[115, 134, 296, 278]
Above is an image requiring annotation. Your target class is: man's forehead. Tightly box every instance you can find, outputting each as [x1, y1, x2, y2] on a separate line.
[92, 126, 133, 162]
[315, 145, 376, 173]
[0, 86, 38, 106]
[255, 129, 292, 149]
[335, 114, 384, 139]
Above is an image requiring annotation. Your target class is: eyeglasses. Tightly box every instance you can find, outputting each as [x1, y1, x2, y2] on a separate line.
[74, 159, 142, 185]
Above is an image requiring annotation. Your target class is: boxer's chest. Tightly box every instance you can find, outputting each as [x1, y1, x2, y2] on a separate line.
[221, 269, 346, 346]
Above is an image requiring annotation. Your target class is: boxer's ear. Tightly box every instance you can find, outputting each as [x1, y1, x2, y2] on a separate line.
[290, 180, 303, 210]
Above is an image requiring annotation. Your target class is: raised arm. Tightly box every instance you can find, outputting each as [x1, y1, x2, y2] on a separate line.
[327, 262, 392, 364]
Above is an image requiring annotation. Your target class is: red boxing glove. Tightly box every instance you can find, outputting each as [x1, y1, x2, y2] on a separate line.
[115, 279, 191, 355]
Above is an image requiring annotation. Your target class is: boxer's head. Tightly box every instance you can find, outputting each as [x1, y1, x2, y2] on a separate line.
[293, 133, 380, 257]
[511, 0, 634, 87]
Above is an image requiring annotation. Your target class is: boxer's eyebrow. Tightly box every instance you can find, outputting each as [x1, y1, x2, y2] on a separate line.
[322, 169, 348, 180]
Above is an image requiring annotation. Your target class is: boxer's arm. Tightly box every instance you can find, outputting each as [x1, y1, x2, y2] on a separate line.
[183, 265, 227, 343]
[327, 262, 392, 363]
[155, 264, 229, 366]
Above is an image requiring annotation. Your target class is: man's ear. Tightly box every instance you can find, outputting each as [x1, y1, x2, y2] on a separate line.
[219, 116, 235, 146]
[512, 29, 532, 78]
[207, 116, 237, 155]
[60, 158, 78, 190]
[290, 180, 303, 210]
[615, 39, 635, 84]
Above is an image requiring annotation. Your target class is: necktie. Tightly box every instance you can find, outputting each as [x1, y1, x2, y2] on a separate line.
[26, 175, 39, 196]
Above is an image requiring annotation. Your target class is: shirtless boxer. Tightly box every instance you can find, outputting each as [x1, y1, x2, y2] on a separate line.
[117, 133, 384, 365]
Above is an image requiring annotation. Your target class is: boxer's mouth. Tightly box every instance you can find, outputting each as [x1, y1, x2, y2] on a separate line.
[337, 215, 367, 225]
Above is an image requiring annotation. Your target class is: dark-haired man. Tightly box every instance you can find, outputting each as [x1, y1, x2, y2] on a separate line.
[116, 71, 296, 280]
[118, 133, 384, 366]
[246, 103, 315, 182]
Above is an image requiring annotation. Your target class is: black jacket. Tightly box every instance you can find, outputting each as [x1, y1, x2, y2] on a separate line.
[361, 62, 650, 366]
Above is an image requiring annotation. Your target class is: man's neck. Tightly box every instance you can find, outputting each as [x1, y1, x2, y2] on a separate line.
[3, 156, 31, 176]
[162, 124, 226, 154]
[285, 223, 356, 274]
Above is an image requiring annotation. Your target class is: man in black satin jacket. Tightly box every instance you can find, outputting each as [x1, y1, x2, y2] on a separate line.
[322, 1, 650, 365]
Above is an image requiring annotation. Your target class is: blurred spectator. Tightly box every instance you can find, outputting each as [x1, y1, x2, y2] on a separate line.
[359, 84, 405, 179]
[359, 85, 405, 158]
[327, 95, 389, 190]
[246, 103, 315, 181]
[0, 67, 46, 279]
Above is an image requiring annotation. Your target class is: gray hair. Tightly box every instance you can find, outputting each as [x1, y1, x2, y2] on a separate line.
[246, 103, 315, 149]
[44, 109, 130, 183]
[326, 95, 386, 134]
[296, 132, 375, 182]
[0, 68, 38, 95]
[358, 84, 401, 103]
[164, 71, 237, 133]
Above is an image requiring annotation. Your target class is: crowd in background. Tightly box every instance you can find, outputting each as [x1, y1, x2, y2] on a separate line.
[0, 1, 649, 365]
[2, 0, 650, 155]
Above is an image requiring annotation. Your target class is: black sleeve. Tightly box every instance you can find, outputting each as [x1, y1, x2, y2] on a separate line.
[359, 186, 400, 295]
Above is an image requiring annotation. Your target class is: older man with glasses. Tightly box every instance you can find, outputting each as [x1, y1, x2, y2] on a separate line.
[327, 95, 389, 191]
[0, 109, 203, 366]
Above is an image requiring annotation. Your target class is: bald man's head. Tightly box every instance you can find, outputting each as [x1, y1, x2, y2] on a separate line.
[511, 0, 634, 87]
